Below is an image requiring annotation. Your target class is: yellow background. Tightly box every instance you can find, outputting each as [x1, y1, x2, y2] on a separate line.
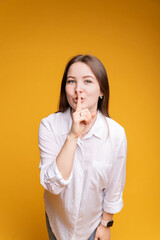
[0, 0, 159, 239]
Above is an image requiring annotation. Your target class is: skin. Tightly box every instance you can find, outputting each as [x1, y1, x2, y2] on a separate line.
[56, 62, 113, 240]
[65, 62, 103, 137]
[65, 61, 103, 112]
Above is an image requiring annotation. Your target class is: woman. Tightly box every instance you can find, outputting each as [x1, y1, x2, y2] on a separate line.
[38, 54, 127, 240]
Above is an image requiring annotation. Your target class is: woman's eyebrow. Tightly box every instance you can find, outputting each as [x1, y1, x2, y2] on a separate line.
[67, 76, 75, 79]
[67, 75, 95, 79]
[82, 75, 95, 79]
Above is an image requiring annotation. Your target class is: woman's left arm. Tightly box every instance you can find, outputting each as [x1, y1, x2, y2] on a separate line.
[94, 211, 113, 240]
[94, 128, 127, 240]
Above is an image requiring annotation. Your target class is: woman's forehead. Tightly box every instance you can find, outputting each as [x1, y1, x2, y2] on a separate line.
[67, 62, 96, 78]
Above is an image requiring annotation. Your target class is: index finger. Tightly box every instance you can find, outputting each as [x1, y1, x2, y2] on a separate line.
[76, 92, 81, 111]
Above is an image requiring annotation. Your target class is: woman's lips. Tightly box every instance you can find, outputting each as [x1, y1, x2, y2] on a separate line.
[73, 97, 85, 103]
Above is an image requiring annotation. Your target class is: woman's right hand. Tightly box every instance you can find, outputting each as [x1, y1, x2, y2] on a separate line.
[69, 92, 96, 138]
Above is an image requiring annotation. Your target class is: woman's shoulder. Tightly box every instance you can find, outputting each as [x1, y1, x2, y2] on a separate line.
[39, 108, 70, 134]
[104, 116, 126, 142]
[40, 111, 63, 124]
[106, 116, 125, 131]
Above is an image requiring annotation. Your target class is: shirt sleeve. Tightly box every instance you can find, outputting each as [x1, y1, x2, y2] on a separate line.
[103, 129, 127, 214]
[38, 118, 73, 195]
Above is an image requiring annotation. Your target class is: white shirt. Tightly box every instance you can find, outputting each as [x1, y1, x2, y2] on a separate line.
[38, 108, 127, 240]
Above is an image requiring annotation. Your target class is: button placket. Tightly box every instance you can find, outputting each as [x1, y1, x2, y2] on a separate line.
[71, 139, 84, 237]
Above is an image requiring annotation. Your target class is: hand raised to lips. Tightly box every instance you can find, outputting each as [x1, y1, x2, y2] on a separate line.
[69, 92, 96, 138]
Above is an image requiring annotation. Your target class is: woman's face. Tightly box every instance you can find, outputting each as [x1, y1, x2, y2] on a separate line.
[65, 62, 103, 113]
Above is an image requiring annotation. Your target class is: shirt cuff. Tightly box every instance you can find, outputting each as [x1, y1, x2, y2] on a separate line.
[46, 161, 73, 188]
[103, 197, 124, 214]
[55, 163, 73, 186]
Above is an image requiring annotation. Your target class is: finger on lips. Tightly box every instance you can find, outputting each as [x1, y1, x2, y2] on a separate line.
[76, 92, 95, 124]
[76, 92, 81, 111]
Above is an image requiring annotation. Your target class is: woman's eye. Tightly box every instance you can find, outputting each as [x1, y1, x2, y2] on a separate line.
[85, 80, 92, 84]
[67, 80, 76, 84]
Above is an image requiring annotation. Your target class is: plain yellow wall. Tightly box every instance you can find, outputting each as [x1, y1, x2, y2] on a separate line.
[0, 0, 159, 239]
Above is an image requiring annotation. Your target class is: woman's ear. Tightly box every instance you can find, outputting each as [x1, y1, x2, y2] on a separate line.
[99, 92, 104, 99]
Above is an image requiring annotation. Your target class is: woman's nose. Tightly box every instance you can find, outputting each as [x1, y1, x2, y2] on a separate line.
[75, 82, 83, 93]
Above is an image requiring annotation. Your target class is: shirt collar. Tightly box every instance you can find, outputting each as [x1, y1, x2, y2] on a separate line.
[61, 107, 109, 140]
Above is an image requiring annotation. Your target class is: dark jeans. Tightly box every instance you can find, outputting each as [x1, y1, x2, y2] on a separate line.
[45, 212, 96, 240]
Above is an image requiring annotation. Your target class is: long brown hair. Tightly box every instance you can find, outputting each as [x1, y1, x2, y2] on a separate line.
[58, 54, 110, 117]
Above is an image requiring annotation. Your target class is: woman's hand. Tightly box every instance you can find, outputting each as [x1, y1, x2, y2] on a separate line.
[69, 92, 96, 138]
[94, 224, 111, 240]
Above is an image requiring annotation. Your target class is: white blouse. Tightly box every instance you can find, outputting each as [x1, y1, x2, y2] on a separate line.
[38, 108, 127, 240]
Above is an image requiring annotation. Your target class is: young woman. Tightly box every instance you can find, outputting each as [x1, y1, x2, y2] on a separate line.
[38, 55, 127, 240]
